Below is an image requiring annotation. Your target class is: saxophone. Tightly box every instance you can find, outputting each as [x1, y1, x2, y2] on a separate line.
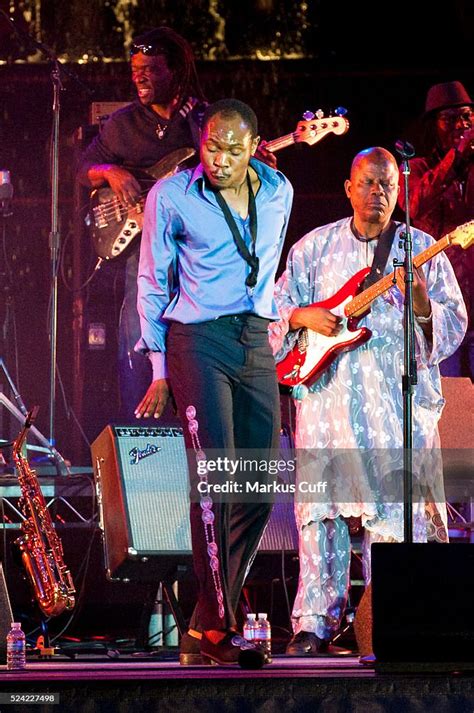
[13, 408, 75, 617]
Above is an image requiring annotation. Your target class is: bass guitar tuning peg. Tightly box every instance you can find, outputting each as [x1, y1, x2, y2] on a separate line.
[335, 107, 348, 116]
[315, 109, 325, 119]
[302, 110, 315, 120]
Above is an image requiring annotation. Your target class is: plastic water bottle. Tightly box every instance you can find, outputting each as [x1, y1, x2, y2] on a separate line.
[243, 613, 257, 642]
[6, 622, 26, 671]
[255, 613, 272, 662]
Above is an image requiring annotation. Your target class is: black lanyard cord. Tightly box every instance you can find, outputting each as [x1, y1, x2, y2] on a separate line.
[213, 172, 259, 288]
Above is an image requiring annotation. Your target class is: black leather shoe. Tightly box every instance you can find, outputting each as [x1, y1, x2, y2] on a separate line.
[286, 631, 352, 657]
[179, 631, 206, 666]
[201, 630, 266, 668]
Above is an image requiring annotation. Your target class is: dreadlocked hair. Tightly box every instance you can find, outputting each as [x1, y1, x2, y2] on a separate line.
[131, 26, 206, 102]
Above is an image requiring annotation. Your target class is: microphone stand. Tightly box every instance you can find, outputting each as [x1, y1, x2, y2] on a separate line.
[1, 11, 92, 453]
[49, 61, 62, 448]
[394, 140, 417, 543]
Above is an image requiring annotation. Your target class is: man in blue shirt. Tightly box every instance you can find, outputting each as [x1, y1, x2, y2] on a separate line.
[135, 98, 293, 665]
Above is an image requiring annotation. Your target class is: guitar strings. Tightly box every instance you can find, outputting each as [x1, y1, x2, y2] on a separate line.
[94, 187, 152, 222]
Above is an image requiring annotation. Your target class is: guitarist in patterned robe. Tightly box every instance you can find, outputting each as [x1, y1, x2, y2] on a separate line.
[269, 147, 467, 656]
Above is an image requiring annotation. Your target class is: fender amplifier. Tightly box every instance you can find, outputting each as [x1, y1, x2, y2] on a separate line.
[92, 424, 191, 582]
[91, 424, 298, 582]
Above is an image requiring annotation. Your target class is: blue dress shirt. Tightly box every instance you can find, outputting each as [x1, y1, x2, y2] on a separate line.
[135, 158, 293, 379]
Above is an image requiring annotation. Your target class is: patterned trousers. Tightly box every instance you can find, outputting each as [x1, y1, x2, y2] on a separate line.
[291, 517, 396, 640]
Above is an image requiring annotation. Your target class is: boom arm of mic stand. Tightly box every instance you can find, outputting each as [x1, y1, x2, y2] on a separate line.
[0, 9, 93, 96]
[0, 394, 70, 476]
[0, 357, 28, 416]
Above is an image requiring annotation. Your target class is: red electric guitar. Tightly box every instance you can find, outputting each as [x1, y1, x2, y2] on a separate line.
[87, 110, 349, 261]
[277, 220, 474, 388]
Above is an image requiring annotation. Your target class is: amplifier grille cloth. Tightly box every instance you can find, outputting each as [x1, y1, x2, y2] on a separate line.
[115, 429, 190, 552]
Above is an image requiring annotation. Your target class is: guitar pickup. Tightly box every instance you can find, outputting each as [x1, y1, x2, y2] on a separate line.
[93, 204, 109, 229]
[297, 330, 309, 350]
[113, 197, 123, 223]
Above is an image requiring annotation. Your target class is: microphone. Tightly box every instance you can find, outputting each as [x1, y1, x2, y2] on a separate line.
[395, 140, 415, 159]
[0, 170, 13, 217]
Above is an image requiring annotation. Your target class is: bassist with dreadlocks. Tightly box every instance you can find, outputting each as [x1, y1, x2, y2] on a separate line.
[77, 27, 207, 422]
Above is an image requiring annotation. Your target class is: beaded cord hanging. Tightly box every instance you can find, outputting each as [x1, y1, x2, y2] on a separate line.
[185, 405, 225, 621]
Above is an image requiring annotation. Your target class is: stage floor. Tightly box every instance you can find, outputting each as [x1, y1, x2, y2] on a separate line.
[1, 654, 474, 712]
[1, 654, 372, 680]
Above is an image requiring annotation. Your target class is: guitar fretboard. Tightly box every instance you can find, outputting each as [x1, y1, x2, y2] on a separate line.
[265, 133, 297, 153]
[346, 233, 452, 318]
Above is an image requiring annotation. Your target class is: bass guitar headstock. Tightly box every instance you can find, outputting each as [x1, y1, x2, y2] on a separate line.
[294, 108, 350, 146]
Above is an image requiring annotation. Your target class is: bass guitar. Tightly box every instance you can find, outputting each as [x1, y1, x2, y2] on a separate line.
[86, 110, 349, 261]
[276, 220, 474, 388]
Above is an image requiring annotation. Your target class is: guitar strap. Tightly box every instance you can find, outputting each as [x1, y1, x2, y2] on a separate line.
[356, 219, 398, 292]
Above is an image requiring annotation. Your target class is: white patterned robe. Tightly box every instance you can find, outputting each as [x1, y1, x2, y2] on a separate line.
[269, 218, 467, 637]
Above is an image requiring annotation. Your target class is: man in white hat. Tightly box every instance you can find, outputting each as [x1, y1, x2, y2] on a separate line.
[398, 80, 474, 379]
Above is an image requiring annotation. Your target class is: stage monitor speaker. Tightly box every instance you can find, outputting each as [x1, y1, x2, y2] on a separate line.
[372, 542, 474, 664]
[0, 563, 13, 663]
[91, 425, 298, 582]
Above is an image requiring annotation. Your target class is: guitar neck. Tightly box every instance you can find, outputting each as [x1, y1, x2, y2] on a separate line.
[346, 233, 453, 318]
[264, 133, 297, 153]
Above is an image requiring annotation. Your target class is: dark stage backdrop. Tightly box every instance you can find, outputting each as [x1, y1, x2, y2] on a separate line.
[0, 1, 473, 462]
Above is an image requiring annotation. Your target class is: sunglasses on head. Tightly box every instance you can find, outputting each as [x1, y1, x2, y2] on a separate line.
[130, 43, 165, 57]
